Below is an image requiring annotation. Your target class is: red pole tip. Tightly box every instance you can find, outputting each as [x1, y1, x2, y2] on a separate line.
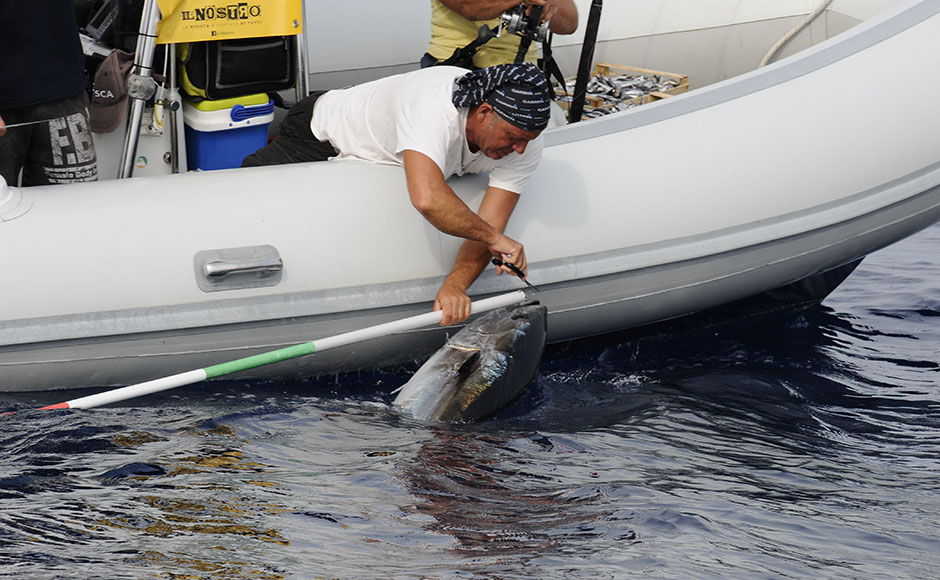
[38, 402, 71, 410]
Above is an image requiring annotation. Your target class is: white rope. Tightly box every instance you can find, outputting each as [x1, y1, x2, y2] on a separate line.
[759, 0, 836, 68]
[0, 118, 56, 130]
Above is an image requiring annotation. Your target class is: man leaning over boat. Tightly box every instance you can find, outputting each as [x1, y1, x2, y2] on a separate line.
[241, 63, 552, 326]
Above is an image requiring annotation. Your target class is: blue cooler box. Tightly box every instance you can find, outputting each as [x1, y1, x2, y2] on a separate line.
[183, 94, 275, 170]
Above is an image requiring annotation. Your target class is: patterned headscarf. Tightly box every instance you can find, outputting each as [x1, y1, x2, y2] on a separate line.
[452, 63, 553, 132]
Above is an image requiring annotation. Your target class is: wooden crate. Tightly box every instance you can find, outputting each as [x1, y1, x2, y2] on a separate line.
[594, 62, 689, 94]
[554, 63, 690, 115]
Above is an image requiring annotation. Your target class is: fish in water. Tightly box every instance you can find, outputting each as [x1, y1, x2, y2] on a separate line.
[392, 302, 547, 423]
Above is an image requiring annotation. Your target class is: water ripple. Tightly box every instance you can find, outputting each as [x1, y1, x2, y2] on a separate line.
[0, 224, 938, 578]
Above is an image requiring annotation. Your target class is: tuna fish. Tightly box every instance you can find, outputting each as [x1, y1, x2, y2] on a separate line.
[392, 302, 547, 423]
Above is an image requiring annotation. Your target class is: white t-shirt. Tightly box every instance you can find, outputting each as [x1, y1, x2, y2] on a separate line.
[310, 66, 543, 194]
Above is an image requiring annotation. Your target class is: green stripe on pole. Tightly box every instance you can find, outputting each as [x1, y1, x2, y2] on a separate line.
[204, 342, 318, 379]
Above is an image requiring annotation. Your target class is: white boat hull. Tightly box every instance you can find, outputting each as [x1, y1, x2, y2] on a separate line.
[2, 0, 939, 392]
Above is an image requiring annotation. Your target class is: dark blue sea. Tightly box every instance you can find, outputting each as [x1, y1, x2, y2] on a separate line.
[2, 223, 938, 579]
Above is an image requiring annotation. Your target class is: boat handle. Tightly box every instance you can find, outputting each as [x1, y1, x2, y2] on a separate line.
[203, 257, 283, 278]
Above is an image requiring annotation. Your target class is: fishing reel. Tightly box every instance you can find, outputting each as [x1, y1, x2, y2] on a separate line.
[439, 2, 549, 68]
[499, 4, 550, 45]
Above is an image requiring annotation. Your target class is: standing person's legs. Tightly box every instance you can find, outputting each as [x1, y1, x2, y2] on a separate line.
[0, 107, 32, 186]
[14, 93, 98, 186]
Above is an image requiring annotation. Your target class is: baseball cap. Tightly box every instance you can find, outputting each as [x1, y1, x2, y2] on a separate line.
[90, 50, 134, 133]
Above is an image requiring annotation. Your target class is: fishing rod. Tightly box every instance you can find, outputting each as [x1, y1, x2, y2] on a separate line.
[510, 4, 546, 63]
[569, 0, 603, 123]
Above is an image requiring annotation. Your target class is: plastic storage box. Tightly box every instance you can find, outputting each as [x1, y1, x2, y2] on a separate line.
[183, 93, 275, 170]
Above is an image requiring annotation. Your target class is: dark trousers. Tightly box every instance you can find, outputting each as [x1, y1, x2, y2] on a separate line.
[241, 90, 337, 167]
[0, 93, 97, 186]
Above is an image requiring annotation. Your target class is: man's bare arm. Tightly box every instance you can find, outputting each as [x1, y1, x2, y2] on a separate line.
[403, 149, 528, 325]
[440, 0, 578, 34]
[435, 185, 524, 325]
[403, 149, 522, 263]
[544, 0, 578, 35]
[442, 184, 523, 290]
[439, 0, 530, 22]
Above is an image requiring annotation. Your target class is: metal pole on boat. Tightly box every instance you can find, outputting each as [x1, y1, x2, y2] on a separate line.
[295, 0, 309, 100]
[118, 0, 162, 178]
[569, 0, 602, 123]
[37, 290, 528, 410]
[167, 43, 181, 173]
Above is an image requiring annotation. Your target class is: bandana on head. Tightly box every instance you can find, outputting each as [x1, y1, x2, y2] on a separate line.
[452, 62, 553, 132]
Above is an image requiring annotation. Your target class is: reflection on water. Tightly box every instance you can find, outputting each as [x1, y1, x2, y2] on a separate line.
[0, 224, 938, 578]
[398, 428, 633, 561]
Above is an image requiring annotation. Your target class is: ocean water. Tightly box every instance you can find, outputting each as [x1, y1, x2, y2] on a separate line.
[1, 223, 938, 579]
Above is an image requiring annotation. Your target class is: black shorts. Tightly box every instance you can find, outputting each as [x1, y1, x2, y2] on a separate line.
[0, 93, 98, 186]
[241, 90, 338, 167]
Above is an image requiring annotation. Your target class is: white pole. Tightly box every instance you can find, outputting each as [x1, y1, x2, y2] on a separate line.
[41, 290, 529, 410]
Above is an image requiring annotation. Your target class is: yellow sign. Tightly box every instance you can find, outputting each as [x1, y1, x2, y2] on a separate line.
[155, 0, 303, 44]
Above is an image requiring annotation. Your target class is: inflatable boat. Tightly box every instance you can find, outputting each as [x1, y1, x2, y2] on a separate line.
[2, 0, 938, 391]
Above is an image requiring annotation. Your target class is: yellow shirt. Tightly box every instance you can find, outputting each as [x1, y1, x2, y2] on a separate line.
[427, 0, 537, 68]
